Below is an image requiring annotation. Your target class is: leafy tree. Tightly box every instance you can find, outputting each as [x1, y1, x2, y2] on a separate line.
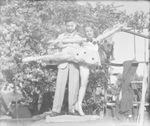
[0, 0, 148, 115]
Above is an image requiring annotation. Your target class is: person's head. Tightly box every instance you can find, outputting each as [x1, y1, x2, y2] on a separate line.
[65, 19, 77, 33]
[83, 23, 98, 39]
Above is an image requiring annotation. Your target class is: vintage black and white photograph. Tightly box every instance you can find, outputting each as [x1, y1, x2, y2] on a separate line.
[0, 0, 150, 126]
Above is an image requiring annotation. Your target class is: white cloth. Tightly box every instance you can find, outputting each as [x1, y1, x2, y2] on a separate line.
[57, 31, 82, 69]
[83, 41, 99, 51]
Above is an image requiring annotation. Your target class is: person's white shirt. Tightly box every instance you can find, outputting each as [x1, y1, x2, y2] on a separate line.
[57, 31, 82, 69]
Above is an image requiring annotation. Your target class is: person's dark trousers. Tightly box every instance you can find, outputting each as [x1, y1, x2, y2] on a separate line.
[115, 60, 138, 120]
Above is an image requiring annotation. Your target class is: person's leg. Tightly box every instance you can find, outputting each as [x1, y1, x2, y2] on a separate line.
[68, 64, 80, 113]
[75, 66, 90, 116]
[22, 52, 74, 63]
[22, 48, 100, 66]
[52, 67, 69, 113]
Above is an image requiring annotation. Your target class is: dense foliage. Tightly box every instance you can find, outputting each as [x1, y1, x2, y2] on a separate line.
[0, 0, 149, 116]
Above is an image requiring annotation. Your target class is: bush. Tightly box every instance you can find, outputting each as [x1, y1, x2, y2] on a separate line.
[0, 0, 148, 115]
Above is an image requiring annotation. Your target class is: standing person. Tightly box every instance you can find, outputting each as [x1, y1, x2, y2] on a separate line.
[73, 23, 126, 116]
[47, 19, 83, 116]
[22, 22, 126, 116]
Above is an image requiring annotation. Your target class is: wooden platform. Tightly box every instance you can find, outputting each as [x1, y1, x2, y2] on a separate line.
[0, 116, 149, 126]
[107, 102, 149, 107]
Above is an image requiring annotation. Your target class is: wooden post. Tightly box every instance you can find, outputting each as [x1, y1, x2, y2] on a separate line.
[146, 30, 150, 119]
[137, 63, 148, 126]
[121, 29, 150, 39]
[148, 34, 150, 118]
[137, 33, 150, 126]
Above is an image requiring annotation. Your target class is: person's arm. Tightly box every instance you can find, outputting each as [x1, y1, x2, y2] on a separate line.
[47, 39, 60, 46]
[96, 23, 126, 43]
[47, 34, 64, 46]
[61, 37, 86, 44]
[48, 34, 86, 46]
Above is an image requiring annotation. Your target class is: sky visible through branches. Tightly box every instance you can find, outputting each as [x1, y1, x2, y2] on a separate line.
[78, 0, 150, 76]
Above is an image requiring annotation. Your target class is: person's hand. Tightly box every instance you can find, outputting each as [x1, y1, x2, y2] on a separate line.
[48, 40, 54, 43]
[113, 22, 127, 31]
[120, 22, 127, 29]
[92, 38, 100, 44]
[57, 41, 63, 48]
[50, 39, 61, 48]
[79, 38, 86, 46]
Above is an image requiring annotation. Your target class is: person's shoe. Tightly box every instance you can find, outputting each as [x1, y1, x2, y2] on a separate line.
[68, 111, 75, 115]
[47, 111, 60, 117]
[68, 107, 76, 115]
[74, 103, 85, 116]
[68, 110, 79, 116]
[42, 111, 60, 119]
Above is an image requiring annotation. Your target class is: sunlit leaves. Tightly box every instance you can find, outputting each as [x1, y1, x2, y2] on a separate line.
[0, 0, 148, 115]
[128, 11, 148, 32]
